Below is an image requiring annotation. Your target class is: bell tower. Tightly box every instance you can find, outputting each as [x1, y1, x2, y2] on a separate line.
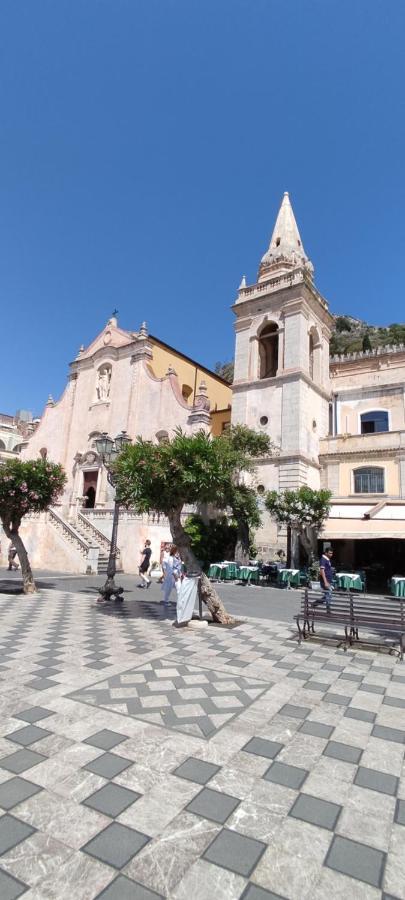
[232, 193, 333, 549]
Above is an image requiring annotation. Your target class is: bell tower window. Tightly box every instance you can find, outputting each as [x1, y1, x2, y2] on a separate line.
[258, 322, 279, 379]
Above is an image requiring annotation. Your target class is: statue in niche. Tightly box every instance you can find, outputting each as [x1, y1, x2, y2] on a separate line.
[96, 366, 111, 401]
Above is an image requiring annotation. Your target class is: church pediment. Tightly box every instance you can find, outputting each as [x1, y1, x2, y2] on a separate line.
[75, 318, 135, 361]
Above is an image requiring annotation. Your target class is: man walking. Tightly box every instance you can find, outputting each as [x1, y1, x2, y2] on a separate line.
[313, 547, 333, 612]
[138, 539, 152, 589]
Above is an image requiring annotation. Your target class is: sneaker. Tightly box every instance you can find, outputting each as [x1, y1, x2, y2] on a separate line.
[146, 580, 151, 589]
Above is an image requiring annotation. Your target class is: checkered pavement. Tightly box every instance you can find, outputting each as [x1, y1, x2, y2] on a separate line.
[0, 588, 403, 898]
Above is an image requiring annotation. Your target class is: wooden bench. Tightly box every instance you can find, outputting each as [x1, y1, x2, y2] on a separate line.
[294, 589, 405, 661]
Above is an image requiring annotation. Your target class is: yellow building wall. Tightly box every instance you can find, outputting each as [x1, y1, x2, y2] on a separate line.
[150, 339, 232, 411]
[338, 458, 399, 496]
[210, 409, 232, 436]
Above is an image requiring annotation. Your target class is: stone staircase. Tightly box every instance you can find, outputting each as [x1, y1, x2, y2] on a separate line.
[75, 511, 122, 574]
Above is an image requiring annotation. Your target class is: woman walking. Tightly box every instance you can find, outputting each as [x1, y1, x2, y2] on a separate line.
[161, 545, 182, 606]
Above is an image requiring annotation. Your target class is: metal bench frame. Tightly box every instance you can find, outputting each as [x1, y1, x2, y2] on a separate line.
[295, 589, 405, 661]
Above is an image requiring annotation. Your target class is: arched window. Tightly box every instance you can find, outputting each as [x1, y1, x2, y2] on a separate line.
[258, 322, 279, 379]
[308, 326, 321, 381]
[0, 439, 5, 451]
[354, 467, 385, 494]
[360, 410, 389, 434]
[182, 384, 193, 403]
[309, 333, 314, 379]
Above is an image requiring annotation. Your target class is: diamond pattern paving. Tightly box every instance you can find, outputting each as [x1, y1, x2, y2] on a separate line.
[69, 657, 270, 738]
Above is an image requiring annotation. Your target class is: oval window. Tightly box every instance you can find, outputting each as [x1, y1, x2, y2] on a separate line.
[260, 416, 268, 426]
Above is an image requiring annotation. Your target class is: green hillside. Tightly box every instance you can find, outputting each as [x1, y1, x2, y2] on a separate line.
[330, 316, 405, 356]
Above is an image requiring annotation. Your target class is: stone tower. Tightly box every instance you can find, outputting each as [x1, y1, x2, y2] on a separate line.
[232, 192, 333, 552]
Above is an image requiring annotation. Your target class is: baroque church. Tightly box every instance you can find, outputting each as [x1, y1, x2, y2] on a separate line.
[8, 193, 405, 588]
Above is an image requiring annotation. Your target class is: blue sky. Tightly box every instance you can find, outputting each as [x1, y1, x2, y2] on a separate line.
[1, 0, 404, 414]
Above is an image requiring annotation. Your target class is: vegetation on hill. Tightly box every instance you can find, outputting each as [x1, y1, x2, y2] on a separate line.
[330, 316, 405, 356]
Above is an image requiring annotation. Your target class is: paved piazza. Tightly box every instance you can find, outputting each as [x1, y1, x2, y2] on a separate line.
[0, 589, 404, 898]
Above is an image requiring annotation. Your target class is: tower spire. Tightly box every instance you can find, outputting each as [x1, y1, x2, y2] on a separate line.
[259, 192, 313, 281]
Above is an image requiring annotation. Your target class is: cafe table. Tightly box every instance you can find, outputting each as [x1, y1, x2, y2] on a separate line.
[335, 571, 363, 591]
[391, 576, 405, 598]
[278, 568, 300, 587]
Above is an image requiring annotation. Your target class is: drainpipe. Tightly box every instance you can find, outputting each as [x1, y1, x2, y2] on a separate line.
[333, 393, 338, 436]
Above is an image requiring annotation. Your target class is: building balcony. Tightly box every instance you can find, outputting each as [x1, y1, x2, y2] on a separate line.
[319, 429, 405, 459]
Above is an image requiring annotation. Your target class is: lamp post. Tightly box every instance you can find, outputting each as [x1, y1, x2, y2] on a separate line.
[95, 430, 132, 602]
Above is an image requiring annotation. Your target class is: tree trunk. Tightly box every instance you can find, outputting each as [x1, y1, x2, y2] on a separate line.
[234, 519, 250, 566]
[299, 526, 317, 565]
[168, 507, 236, 625]
[286, 525, 292, 568]
[3, 521, 36, 594]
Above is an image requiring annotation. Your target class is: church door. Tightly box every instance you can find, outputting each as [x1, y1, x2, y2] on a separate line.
[83, 470, 98, 508]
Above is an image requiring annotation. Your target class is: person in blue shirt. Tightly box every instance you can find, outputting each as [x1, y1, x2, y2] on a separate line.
[313, 547, 333, 612]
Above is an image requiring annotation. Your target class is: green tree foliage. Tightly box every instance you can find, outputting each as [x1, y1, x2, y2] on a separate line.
[184, 514, 237, 569]
[114, 425, 272, 622]
[362, 333, 372, 352]
[335, 316, 352, 333]
[0, 459, 66, 593]
[214, 361, 234, 383]
[265, 486, 332, 564]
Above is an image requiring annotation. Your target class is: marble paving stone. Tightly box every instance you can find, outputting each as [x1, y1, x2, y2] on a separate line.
[384, 696, 405, 709]
[15, 708, 54, 723]
[323, 693, 351, 706]
[84, 730, 126, 751]
[395, 799, 405, 825]
[354, 766, 399, 796]
[6, 725, 52, 747]
[242, 738, 284, 760]
[299, 721, 334, 739]
[96, 875, 164, 899]
[83, 783, 141, 818]
[311, 866, 382, 899]
[344, 707, 376, 723]
[228, 802, 284, 845]
[186, 787, 240, 824]
[84, 752, 133, 779]
[263, 761, 308, 790]
[372, 724, 405, 744]
[303, 682, 327, 692]
[171, 858, 247, 900]
[241, 886, 287, 900]
[278, 704, 311, 719]
[27, 850, 114, 900]
[0, 868, 28, 900]
[336, 805, 392, 852]
[0, 776, 42, 810]
[82, 822, 150, 869]
[323, 740, 363, 765]
[0, 814, 36, 855]
[0, 830, 74, 888]
[203, 827, 266, 877]
[0, 749, 47, 775]
[25, 678, 59, 691]
[251, 817, 331, 898]
[173, 757, 221, 785]
[325, 834, 386, 887]
[289, 792, 341, 830]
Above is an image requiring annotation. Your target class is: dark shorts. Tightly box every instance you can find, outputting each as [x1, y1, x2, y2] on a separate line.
[139, 564, 149, 574]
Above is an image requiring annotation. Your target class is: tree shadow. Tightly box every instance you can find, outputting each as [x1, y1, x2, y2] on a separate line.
[0, 578, 57, 595]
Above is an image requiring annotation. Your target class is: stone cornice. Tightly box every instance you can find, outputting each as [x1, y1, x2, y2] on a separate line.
[232, 370, 331, 402]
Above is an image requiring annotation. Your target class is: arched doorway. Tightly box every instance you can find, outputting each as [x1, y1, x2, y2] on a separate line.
[83, 471, 98, 508]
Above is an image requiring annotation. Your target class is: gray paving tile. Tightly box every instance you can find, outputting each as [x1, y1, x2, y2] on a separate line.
[243, 737, 284, 760]
[7, 725, 52, 747]
[82, 822, 149, 869]
[279, 704, 310, 719]
[86, 662, 111, 670]
[84, 753, 133, 779]
[372, 724, 405, 744]
[323, 664, 345, 672]
[392, 674, 405, 684]
[299, 721, 334, 739]
[359, 683, 386, 696]
[395, 799, 405, 825]
[325, 834, 386, 887]
[263, 761, 308, 790]
[354, 766, 399, 796]
[287, 670, 309, 680]
[33, 667, 61, 678]
[0, 749, 46, 774]
[83, 783, 140, 818]
[186, 787, 240, 824]
[95, 876, 164, 899]
[203, 827, 266, 877]
[339, 673, 363, 682]
[0, 868, 28, 900]
[344, 707, 376, 723]
[383, 696, 405, 709]
[289, 792, 341, 830]
[173, 757, 221, 785]
[15, 707, 54, 724]
[83, 730, 126, 751]
[25, 678, 59, 691]
[241, 886, 287, 900]
[303, 681, 327, 692]
[323, 741, 363, 765]
[0, 814, 36, 854]
[0, 777, 42, 810]
[324, 693, 351, 706]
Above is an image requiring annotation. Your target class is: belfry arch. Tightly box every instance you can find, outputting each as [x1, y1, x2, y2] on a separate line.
[258, 321, 279, 379]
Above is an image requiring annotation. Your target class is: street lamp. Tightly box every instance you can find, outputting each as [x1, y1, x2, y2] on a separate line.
[95, 430, 132, 602]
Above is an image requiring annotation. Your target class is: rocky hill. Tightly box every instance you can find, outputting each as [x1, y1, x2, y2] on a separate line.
[330, 316, 405, 356]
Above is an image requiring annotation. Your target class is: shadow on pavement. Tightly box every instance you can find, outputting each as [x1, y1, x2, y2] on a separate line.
[0, 578, 57, 595]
